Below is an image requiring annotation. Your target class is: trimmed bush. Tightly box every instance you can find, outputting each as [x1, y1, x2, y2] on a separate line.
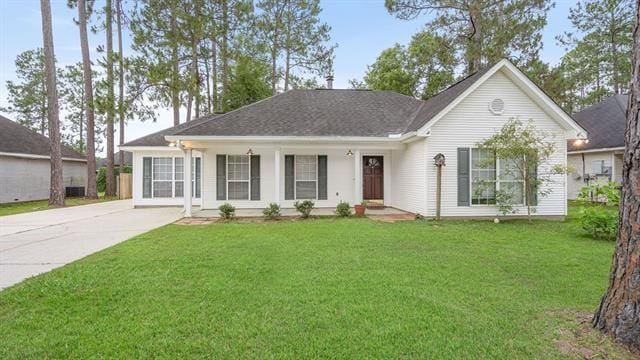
[335, 201, 351, 217]
[218, 203, 236, 219]
[263, 203, 281, 219]
[294, 200, 315, 218]
[579, 206, 618, 240]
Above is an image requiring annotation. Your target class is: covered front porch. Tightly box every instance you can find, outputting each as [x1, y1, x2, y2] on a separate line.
[163, 138, 414, 217]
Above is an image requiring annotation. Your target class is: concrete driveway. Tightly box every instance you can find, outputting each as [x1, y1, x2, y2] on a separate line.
[0, 200, 182, 290]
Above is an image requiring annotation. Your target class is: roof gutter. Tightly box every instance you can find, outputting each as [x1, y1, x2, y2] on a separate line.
[0, 151, 87, 162]
[567, 146, 625, 155]
[164, 134, 420, 143]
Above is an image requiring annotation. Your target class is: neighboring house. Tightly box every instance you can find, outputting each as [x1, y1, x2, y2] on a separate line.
[567, 95, 627, 200]
[96, 151, 133, 168]
[121, 59, 586, 218]
[0, 115, 87, 203]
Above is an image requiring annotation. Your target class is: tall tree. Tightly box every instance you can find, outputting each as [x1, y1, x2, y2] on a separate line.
[281, 0, 334, 91]
[385, 0, 551, 74]
[59, 63, 86, 152]
[225, 55, 272, 110]
[256, 0, 287, 95]
[130, 0, 184, 125]
[116, 0, 125, 172]
[363, 44, 418, 96]
[1, 49, 48, 135]
[40, 0, 64, 206]
[558, 0, 634, 95]
[76, 0, 98, 199]
[105, 0, 116, 196]
[592, 2, 640, 353]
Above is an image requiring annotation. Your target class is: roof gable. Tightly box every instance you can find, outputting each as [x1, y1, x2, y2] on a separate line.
[411, 59, 586, 138]
[0, 115, 86, 160]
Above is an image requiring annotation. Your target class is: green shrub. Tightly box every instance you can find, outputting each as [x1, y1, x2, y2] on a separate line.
[294, 200, 315, 218]
[335, 201, 351, 217]
[578, 182, 621, 206]
[579, 206, 618, 240]
[262, 203, 281, 219]
[218, 203, 236, 219]
[97, 166, 132, 193]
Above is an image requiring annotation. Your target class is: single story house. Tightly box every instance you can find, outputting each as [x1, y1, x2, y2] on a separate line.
[121, 59, 586, 218]
[0, 115, 87, 203]
[567, 95, 627, 199]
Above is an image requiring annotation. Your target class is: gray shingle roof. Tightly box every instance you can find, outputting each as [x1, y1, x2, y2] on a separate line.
[568, 95, 628, 152]
[0, 115, 86, 160]
[123, 64, 497, 146]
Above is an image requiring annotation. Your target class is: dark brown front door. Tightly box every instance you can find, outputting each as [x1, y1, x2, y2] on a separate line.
[363, 156, 384, 200]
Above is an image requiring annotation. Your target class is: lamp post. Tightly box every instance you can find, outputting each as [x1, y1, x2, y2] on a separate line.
[433, 153, 446, 221]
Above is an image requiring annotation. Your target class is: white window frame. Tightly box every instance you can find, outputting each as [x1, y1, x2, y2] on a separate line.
[226, 155, 251, 201]
[293, 155, 318, 200]
[470, 149, 525, 206]
[150, 156, 201, 199]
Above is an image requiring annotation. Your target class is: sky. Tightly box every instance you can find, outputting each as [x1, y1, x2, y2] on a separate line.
[0, 0, 577, 156]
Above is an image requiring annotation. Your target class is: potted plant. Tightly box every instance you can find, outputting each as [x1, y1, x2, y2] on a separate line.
[354, 200, 367, 217]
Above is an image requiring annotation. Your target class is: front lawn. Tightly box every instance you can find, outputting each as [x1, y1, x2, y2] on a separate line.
[0, 214, 616, 358]
[0, 196, 115, 217]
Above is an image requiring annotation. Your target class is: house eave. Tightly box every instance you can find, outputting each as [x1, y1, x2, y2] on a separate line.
[0, 151, 87, 162]
[567, 146, 625, 155]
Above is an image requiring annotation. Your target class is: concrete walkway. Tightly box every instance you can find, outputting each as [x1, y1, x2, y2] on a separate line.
[0, 200, 182, 290]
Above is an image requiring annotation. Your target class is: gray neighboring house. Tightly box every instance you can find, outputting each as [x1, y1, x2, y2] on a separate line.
[567, 95, 627, 199]
[0, 115, 87, 203]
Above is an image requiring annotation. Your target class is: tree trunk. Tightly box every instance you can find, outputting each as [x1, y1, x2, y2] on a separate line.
[593, 3, 640, 353]
[78, 0, 97, 199]
[105, 0, 116, 197]
[116, 0, 125, 173]
[40, 80, 47, 136]
[204, 42, 211, 113]
[170, 9, 180, 126]
[221, 0, 229, 111]
[40, 0, 64, 207]
[211, 37, 218, 112]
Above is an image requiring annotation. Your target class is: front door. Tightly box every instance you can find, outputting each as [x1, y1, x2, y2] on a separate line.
[363, 156, 384, 201]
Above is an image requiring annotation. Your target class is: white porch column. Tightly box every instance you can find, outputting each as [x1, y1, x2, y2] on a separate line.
[274, 149, 281, 204]
[354, 149, 362, 204]
[183, 148, 193, 217]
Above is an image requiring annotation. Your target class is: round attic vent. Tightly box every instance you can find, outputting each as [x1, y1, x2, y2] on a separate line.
[489, 98, 505, 115]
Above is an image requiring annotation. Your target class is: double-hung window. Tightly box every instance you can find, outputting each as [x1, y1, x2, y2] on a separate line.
[470, 149, 525, 205]
[471, 149, 496, 205]
[227, 155, 250, 200]
[152, 157, 173, 198]
[295, 155, 317, 199]
[145, 156, 200, 199]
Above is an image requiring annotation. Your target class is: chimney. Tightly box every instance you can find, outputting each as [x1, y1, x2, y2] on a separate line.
[326, 75, 334, 89]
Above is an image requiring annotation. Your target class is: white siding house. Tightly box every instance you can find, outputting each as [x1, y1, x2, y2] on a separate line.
[121, 60, 586, 218]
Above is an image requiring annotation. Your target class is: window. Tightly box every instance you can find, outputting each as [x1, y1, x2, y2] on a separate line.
[471, 149, 496, 205]
[295, 155, 317, 199]
[227, 155, 250, 200]
[147, 156, 200, 199]
[152, 157, 173, 198]
[174, 158, 184, 197]
[499, 157, 524, 205]
[470, 149, 525, 205]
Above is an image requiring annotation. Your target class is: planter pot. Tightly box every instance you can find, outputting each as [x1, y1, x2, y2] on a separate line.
[354, 205, 366, 217]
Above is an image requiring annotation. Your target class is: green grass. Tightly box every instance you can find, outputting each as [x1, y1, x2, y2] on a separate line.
[0, 212, 615, 358]
[0, 196, 116, 217]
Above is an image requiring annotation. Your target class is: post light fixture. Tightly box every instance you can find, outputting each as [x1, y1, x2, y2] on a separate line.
[346, 149, 354, 156]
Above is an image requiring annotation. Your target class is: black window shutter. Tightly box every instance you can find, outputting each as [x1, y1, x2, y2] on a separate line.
[216, 155, 226, 200]
[457, 148, 470, 206]
[317, 155, 327, 200]
[194, 157, 201, 198]
[526, 160, 538, 206]
[250, 155, 260, 200]
[143, 157, 152, 198]
[285, 155, 295, 200]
